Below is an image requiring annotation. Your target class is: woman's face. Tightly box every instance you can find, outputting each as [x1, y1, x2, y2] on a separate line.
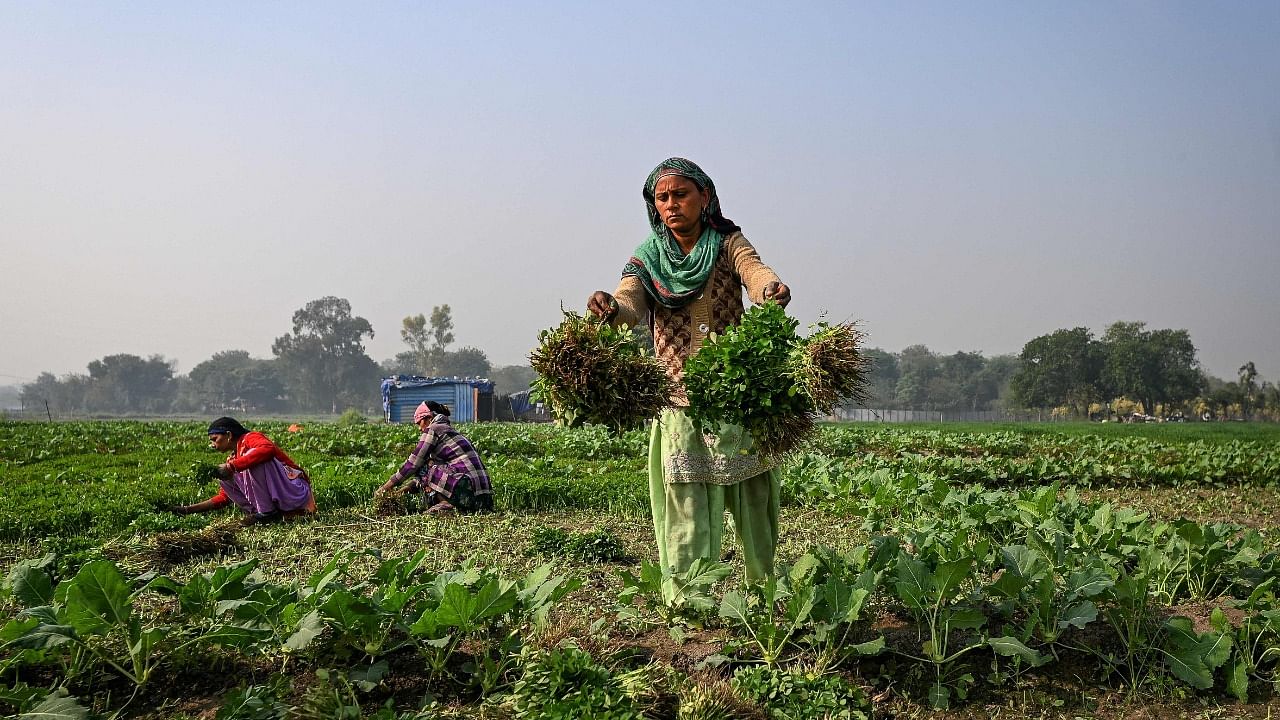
[415, 416, 432, 431]
[653, 175, 709, 237]
[209, 432, 235, 452]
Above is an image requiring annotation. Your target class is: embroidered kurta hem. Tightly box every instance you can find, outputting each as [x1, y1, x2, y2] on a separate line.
[648, 410, 780, 582]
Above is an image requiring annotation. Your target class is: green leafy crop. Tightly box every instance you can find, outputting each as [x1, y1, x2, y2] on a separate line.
[683, 302, 815, 456]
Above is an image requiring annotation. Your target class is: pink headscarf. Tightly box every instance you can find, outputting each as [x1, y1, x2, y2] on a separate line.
[413, 402, 433, 423]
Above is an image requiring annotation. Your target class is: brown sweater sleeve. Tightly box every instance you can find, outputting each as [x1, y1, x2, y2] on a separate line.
[727, 232, 781, 304]
[610, 275, 650, 329]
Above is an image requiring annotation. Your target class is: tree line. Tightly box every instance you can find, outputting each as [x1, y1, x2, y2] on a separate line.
[18, 296, 534, 417]
[16, 302, 1277, 421]
[854, 320, 1277, 421]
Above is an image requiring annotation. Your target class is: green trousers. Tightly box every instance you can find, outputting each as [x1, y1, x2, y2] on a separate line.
[647, 412, 781, 582]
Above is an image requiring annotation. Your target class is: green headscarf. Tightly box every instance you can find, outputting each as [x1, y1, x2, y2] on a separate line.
[622, 158, 741, 309]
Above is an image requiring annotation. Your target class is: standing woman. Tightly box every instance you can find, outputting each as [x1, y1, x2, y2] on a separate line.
[174, 417, 317, 524]
[587, 157, 791, 582]
[377, 401, 494, 514]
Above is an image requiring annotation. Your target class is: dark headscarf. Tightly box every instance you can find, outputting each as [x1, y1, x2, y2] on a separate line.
[426, 401, 451, 418]
[208, 416, 249, 437]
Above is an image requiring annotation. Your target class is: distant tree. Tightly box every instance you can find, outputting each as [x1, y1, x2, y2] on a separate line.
[380, 351, 421, 377]
[1100, 322, 1202, 414]
[860, 348, 899, 408]
[1010, 327, 1103, 415]
[272, 296, 380, 413]
[1206, 379, 1241, 420]
[20, 372, 78, 414]
[974, 355, 1021, 411]
[400, 314, 432, 373]
[1260, 381, 1279, 422]
[1147, 328, 1203, 413]
[942, 351, 987, 411]
[188, 350, 285, 412]
[436, 346, 491, 378]
[400, 305, 456, 375]
[1238, 361, 1259, 420]
[489, 364, 536, 395]
[895, 345, 941, 408]
[84, 354, 175, 413]
[430, 304, 455, 354]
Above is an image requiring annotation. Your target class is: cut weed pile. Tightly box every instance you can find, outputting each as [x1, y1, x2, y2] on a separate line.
[104, 519, 242, 566]
[530, 310, 673, 431]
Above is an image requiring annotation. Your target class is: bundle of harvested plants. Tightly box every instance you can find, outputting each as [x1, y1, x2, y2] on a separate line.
[373, 483, 422, 517]
[683, 302, 868, 457]
[529, 310, 673, 431]
[683, 302, 813, 457]
[790, 321, 870, 414]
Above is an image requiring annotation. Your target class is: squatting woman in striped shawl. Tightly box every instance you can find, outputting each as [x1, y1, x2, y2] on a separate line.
[377, 401, 494, 514]
[587, 157, 791, 582]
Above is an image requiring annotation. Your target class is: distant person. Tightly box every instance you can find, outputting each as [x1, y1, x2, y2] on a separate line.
[376, 401, 494, 514]
[172, 417, 317, 524]
[586, 157, 790, 582]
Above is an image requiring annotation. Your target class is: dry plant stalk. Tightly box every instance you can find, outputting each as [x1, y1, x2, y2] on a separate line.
[530, 310, 672, 431]
[373, 486, 414, 517]
[143, 520, 241, 564]
[793, 322, 871, 414]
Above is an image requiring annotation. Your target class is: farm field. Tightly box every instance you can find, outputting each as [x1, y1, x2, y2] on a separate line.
[2, 419, 1280, 719]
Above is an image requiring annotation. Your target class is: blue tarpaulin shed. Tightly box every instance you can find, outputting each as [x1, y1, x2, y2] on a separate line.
[381, 376, 496, 423]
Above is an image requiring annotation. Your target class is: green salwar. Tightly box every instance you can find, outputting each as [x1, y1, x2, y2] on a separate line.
[647, 409, 781, 582]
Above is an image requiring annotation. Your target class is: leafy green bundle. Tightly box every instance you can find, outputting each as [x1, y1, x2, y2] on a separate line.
[683, 302, 868, 457]
[530, 310, 673, 432]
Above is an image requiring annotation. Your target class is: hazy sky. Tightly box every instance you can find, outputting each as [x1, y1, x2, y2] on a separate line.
[2, 2, 1278, 388]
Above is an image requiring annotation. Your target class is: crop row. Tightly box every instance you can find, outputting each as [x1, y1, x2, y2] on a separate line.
[4, 471, 1280, 717]
[1, 420, 1276, 545]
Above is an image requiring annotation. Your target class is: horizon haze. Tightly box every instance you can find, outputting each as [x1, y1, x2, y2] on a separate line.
[2, 3, 1278, 388]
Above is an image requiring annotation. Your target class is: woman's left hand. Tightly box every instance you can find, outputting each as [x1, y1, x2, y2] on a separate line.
[764, 281, 791, 307]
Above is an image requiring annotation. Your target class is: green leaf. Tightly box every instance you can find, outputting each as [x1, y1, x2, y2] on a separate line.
[946, 607, 987, 630]
[718, 591, 750, 626]
[284, 609, 323, 651]
[1161, 617, 1216, 690]
[1058, 601, 1098, 630]
[893, 554, 932, 611]
[927, 682, 950, 709]
[1225, 656, 1249, 701]
[63, 560, 133, 637]
[988, 636, 1049, 667]
[934, 558, 973, 600]
[17, 689, 89, 720]
[5, 559, 55, 609]
[5, 621, 77, 650]
[851, 636, 886, 656]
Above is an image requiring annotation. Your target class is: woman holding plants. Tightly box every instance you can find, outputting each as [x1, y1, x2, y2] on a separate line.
[173, 417, 317, 524]
[376, 400, 494, 514]
[587, 157, 791, 582]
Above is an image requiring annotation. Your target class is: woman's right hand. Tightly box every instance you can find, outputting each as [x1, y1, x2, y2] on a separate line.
[587, 291, 617, 320]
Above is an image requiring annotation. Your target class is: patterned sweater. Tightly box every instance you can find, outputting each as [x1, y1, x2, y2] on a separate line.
[610, 231, 781, 405]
